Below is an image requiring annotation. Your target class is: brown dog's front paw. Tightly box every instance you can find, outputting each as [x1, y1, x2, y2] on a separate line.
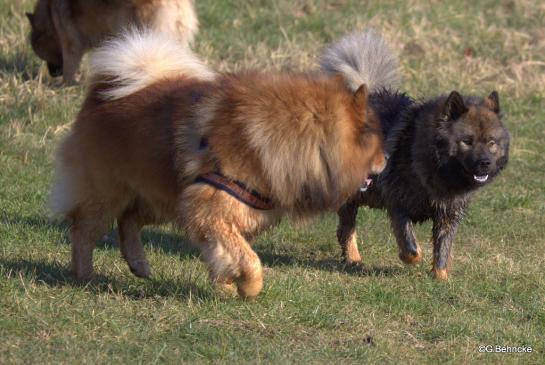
[236, 275, 263, 300]
[399, 245, 422, 265]
[432, 268, 448, 281]
[236, 254, 264, 300]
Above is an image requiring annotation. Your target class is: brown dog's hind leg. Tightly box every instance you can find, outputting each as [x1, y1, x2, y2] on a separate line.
[69, 206, 110, 280]
[118, 209, 151, 279]
[337, 201, 363, 264]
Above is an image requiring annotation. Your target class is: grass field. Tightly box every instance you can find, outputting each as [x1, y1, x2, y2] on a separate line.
[1, 0, 544, 363]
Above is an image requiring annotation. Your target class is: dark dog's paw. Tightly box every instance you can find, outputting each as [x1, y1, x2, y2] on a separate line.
[342, 260, 368, 275]
[431, 267, 448, 281]
[399, 245, 422, 265]
[342, 237, 363, 264]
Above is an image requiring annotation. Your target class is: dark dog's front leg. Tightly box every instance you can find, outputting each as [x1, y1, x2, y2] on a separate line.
[431, 207, 465, 280]
[389, 209, 422, 265]
[337, 200, 362, 264]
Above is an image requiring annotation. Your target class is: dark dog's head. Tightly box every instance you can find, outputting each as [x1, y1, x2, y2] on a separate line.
[433, 90, 510, 189]
[26, 6, 63, 77]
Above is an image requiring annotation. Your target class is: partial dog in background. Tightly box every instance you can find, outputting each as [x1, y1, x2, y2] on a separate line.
[26, 0, 198, 84]
[49, 30, 387, 299]
[321, 31, 510, 280]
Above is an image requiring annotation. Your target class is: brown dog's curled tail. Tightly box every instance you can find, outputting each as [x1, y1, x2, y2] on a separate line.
[88, 28, 215, 100]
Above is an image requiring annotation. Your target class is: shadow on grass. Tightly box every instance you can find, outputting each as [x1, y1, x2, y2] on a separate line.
[0, 213, 68, 230]
[256, 250, 402, 277]
[0, 258, 213, 300]
[2, 213, 400, 282]
[97, 228, 199, 261]
[0, 213, 198, 259]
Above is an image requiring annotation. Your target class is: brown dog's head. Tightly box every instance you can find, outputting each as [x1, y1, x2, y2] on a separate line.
[26, 4, 63, 77]
[353, 84, 387, 176]
[433, 90, 509, 188]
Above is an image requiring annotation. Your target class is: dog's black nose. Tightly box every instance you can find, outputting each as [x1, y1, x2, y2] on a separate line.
[47, 62, 63, 77]
[477, 158, 491, 168]
[475, 158, 491, 174]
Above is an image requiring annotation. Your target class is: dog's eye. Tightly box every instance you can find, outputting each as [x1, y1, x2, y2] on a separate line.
[436, 139, 448, 149]
[460, 138, 473, 146]
[488, 139, 498, 152]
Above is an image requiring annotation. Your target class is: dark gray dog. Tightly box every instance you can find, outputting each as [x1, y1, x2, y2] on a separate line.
[320, 31, 510, 279]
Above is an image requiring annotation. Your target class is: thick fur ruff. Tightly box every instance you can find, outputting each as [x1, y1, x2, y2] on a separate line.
[321, 31, 510, 279]
[50, 30, 386, 299]
[27, 0, 198, 84]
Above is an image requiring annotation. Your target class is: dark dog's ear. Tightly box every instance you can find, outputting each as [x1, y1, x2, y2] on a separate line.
[485, 91, 500, 114]
[441, 90, 468, 122]
[26, 12, 34, 24]
[353, 83, 368, 111]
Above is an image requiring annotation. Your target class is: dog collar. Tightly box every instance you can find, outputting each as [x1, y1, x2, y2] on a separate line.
[194, 172, 274, 210]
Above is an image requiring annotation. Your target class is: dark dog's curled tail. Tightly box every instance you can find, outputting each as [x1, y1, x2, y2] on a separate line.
[319, 30, 400, 92]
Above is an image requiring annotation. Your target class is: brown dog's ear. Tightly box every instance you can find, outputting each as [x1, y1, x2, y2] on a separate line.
[442, 90, 468, 121]
[353, 83, 368, 111]
[485, 91, 500, 114]
[26, 12, 34, 24]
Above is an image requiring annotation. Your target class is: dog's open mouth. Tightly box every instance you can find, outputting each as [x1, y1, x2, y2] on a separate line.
[360, 178, 373, 192]
[473, 174, 489, 183]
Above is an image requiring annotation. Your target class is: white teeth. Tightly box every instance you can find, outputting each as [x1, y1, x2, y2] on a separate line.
[474, 174, 489, 183]
[360, 178, 373, 192]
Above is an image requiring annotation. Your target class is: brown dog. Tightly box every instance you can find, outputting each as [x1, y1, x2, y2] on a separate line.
[49, 30, 386, 299]
[26, 0, 198, 84]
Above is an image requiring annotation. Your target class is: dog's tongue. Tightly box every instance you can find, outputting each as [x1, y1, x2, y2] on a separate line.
[360, 178, 373, 192]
